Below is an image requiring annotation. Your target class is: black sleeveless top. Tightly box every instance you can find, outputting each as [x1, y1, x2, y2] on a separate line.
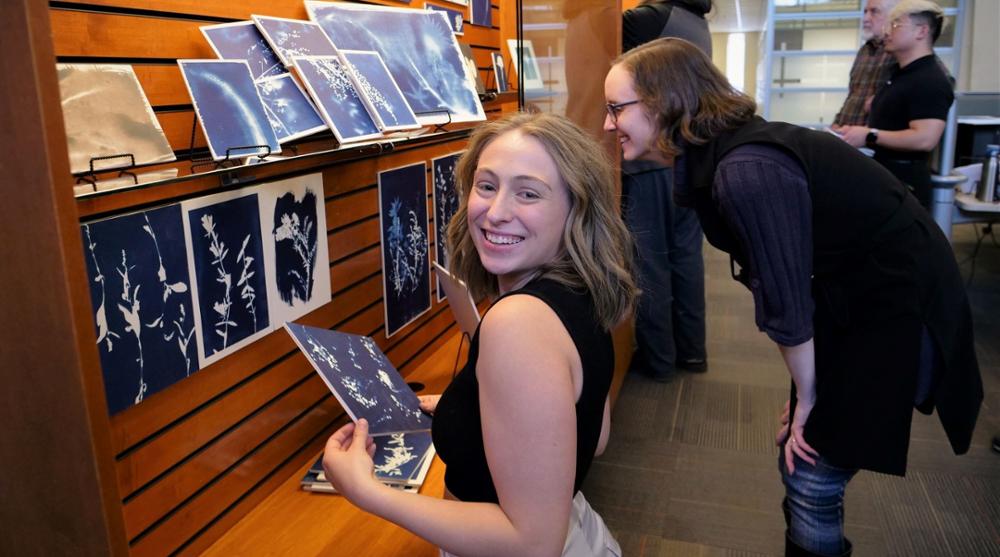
[431, 278, 613, 503]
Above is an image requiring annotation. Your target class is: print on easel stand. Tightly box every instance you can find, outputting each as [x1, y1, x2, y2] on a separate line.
[255, 73, 328, 143]
[378, 162, 431, 337]
[81, 204, 200, 414]
[339, 50, 422, 132]
[284, 323, 433, 435]
[432, 152, 463, 302]
[293, 55, 383, 144]
[252, 15, 338, 68]
[257, 174, 332, 325]
[183, 190, 271, 367]
[200, 21, 285, 81]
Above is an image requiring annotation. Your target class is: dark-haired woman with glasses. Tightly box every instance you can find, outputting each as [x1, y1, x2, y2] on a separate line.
[605, 37, 982, 557]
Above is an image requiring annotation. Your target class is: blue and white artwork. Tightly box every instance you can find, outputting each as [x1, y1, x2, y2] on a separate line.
[339, 50, 421, 132]
[183, 190, 272, 367]
[424, 4, 464, 36]
[284, 323, 433, 435]
[257, 174, 332, 326]
[507, 39, 545, 90]
[491, 52, 508, 93]
[81, 204, 199, 415]
[373, 431, 434, 482]
[255, 74, 327, 143]
[252, 15, 338, 69]
[306, 1, 485, 125]
[470, 0, 492, 27]
[432, 152, 462, 302]
[378, 163, 432, 337]
[200, 21, 285, 81]
[178, 60, 281, 161]
[293, 55, 383, 144]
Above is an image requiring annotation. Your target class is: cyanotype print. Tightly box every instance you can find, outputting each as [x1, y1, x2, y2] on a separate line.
[491, 51, 508, 92]
[339, 50, 421, 132]
[58, 64, 176, 175]
[81, 204, 199, 415]
[471, 0, 492, 27]
[200, 21, 285, 81]
[425, 4, 464, 35]
[378, 163, 431, 337]
[184, 191, 271, 367]
[306, 2, 485, 124]
[255, 73, 327, 143]
[506, 39, 544, 90]
[284, 323, 433, 435]
[373, 431, 434, 481]
[257, 174, 332, 326]
[252, 15, 338, 68]
[293, 55, 383, 144]
[178, 60, 281, 161]
[432, 152, 462, 302]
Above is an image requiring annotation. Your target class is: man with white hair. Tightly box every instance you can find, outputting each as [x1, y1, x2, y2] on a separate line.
[831, 0, 899, 128]
[839, 0, 953, 210]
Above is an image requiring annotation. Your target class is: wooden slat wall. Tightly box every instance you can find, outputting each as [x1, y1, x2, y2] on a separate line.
[52, 1, 508, 554]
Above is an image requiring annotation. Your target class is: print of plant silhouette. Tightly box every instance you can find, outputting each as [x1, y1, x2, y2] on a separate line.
[274, 211, 316, 303]
[386, 197, 428, 297]
[201, 214, 258, 351]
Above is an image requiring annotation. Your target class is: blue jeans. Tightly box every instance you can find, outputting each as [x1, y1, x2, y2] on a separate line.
[779, 452, 857, 556]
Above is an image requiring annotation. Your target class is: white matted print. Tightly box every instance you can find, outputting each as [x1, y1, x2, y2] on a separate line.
[58, 64, 176, 174]
[178, 60, 281, 161]
[200, 21, 285, 81]
[491, 51, 508, 92]
[306, 1, 485, 125]
[424, 3, 464, 35]
[506, 39, 544, 90]
[182, 188, 273, 368]
[254, 73, 327, 143]
[435, 0, 468, 5]
[293, 55, 383, 144]
[284, 323, 433, 435]
[378, 162, 432, 338]
[252, 15, 338, 68]
[256, 174, 332, 326]
[339, 50, 421, 132]
[431, 151, 462, 302]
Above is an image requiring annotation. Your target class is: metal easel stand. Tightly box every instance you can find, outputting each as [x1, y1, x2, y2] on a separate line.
[75, 153, 138, 191]
[413, 109, 454, 133]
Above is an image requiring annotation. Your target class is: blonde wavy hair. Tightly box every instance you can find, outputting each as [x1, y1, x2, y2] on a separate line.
[445, 113, 638, 330]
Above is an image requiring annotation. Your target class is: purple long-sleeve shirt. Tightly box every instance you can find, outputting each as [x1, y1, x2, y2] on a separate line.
[680, 143, 815, 346]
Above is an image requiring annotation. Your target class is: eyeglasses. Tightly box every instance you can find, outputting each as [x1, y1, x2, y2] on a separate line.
[606, 99, 640, 124]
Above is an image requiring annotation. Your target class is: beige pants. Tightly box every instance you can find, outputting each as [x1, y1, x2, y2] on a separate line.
[440, 492, 622, 557]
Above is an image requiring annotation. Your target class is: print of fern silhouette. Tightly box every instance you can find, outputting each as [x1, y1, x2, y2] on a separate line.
[387, 197, 427, 297]
[201, 214, 236, 350]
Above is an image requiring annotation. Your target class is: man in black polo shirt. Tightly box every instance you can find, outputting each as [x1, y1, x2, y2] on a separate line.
[838, 0, 953, 210]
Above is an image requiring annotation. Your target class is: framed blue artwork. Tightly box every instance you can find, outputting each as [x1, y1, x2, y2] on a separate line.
[507, 39, 545, 90]
[81, 204, 200, 414]
[284, 323, 433, 435]
[293, 55, 383, 144]
[491, 51, 508, 93]
[252, 15, 338, 69]
[431, 151, 462, 302]
[183, 189, 272, 367]
[339, 50, 421, 133]
[255, 174, 332, 326]
[378, 162, 431, 338]
[200, 21, 285, 81]
[470, 0, 492, 28]
[254, 73, 327, 143]
[306, 1, 485, 125]
[424, 4, 464, 36]
[178, 60, 281, 161]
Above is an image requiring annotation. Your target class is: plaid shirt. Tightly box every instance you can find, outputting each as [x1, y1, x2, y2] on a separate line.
[833, 40, 893, 126]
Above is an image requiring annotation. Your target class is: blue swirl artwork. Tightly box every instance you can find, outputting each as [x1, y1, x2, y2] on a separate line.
[200, 21, 285, 81]
[432, 152, 462, 302]
[378, 163, 431, 337]
[186, 193, 270, 366]
[306, 2, 485, 124]
[284, 323, 432, 435]
[340, 50, 420, 132]
[255, 74, 327, 143]
[294, 56, 382, 144]
[252, 15, 337, 68]
[424, 4, 465, 35]
[81, 204, 200, 415]
[178, 60, 280, 161]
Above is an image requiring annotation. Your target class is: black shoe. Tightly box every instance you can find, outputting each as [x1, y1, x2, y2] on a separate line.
[992, 435, 1000, 454]
[785, 531, 852, 557]
[676, 358, 707, 373]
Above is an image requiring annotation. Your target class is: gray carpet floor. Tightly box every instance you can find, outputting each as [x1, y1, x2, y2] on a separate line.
[583, 223, 1000, 556]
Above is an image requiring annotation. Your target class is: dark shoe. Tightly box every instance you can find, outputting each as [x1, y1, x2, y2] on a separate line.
[992, 435, 1000, 454]
[785, 531, 852, 557]
[676, 358, 707, 373]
